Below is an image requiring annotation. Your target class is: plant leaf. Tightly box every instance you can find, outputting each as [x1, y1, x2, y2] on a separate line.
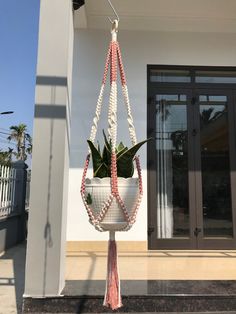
[97, 142, 101, 155]
[86, 193, 92, 205]
[117, 146, 128, 158]
[117, 158, 134, 178]
[94, 162, 109, 178]
[117, 139, 151, 178]
[103, 130, 111, 152]
[116, 142, 125, 153]
[88, 136, 152, 178]
[117, 139, 150, 161]
[87, 140, 102, 174]
[102, 144, 111, 176]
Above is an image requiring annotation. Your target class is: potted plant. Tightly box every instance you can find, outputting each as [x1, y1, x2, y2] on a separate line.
[84, 131, 149, 231]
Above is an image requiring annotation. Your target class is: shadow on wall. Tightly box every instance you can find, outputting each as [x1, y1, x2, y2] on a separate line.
[0, 75, 70, 312]
[34, 75, 69, 296]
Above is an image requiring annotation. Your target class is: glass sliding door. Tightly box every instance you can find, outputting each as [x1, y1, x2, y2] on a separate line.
[199, 95, 232, 237]
[147, 66, 236, 250]
[156, 94, 189, 238]
[148, 90, 196, 249]
[195, 91, 236, 249]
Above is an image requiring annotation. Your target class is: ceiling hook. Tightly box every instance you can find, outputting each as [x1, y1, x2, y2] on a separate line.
[111, 19, 119, 33]
[107, 0, 120, 24]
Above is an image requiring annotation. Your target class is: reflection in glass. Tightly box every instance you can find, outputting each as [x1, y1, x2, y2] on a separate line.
[196, 71, 236, 83]
[150, 70, 191, 83]
[200, 95, 233, 237]
[156, 94, 189, 238]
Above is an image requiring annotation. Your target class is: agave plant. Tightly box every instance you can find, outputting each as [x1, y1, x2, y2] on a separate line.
[87, 131, 149, 178]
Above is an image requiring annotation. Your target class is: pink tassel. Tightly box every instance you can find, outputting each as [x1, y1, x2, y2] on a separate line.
[103, 232, 123, 310]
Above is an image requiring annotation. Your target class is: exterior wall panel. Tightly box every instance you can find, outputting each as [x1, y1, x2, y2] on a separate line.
[67, 29, 236, 241]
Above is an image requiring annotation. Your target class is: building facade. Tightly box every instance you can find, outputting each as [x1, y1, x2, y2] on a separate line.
[68, 1, 236, 251]
[24, 0, 236, 306]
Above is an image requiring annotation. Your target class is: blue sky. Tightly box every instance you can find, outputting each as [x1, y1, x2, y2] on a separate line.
[0, 0, 40, 152]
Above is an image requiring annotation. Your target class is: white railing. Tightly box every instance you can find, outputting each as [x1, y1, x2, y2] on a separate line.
[0, 165, 17, 219]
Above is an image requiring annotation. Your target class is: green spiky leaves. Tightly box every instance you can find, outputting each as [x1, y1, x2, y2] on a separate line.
[87, 132, 150, 178]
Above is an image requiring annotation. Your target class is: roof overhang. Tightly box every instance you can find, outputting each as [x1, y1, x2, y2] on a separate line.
[74, 0, 236, 33]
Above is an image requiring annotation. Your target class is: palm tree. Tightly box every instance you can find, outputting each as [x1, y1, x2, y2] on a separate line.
[0, 148, 13, 165]
[7, 124, 32, 161]
[200, 108, 214, 127]
[26, 134, 32, 156]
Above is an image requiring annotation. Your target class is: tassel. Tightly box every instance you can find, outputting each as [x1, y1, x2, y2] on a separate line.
[103, 231, 123, 310]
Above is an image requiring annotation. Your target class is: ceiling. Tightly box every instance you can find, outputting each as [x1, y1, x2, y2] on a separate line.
[74, 0, 236, 33]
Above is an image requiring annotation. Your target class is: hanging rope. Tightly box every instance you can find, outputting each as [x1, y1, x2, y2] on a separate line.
[80, 20, 143, 310]
[81, 27, 142, 232]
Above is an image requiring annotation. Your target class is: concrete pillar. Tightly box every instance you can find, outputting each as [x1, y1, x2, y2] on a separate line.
[24, 0, 74, 297]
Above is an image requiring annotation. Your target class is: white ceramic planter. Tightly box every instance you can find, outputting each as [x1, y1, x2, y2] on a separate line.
[85, 177, 139, 231]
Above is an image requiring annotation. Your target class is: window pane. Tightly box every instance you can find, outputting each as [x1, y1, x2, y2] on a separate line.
[196, 71, 236, 83]
[156, 94, 189, 238]
[199, 96, 233, 237]
[150, 69, 191, 83]
[199, 95, 227, 102]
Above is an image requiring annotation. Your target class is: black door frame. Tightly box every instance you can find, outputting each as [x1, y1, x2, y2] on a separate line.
[194, 88, 236, 249]
[147, 65, 236, 250]
[147, 88, 197, 249]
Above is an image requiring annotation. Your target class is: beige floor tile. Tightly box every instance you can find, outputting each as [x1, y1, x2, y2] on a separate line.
[0, 243, 26, 314]
[66, 251, 236, 280]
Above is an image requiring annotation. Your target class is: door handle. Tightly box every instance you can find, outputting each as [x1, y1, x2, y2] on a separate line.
[194, 227, 201, 237]
[148, 227, 154, 236]
[191, 97, 196, 105]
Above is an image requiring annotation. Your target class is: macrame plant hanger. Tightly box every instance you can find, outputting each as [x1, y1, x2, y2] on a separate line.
[81, 1, 143, 310]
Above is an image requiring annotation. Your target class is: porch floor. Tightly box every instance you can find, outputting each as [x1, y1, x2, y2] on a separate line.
[21, 247, 236, 312]
[66, 249, 236, 281]
[61, 250, 236, 312]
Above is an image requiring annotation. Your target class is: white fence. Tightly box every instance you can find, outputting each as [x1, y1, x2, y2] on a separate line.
[0, 165, 17, 219]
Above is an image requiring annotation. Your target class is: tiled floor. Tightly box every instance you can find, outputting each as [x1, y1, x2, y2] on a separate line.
[63, 250, 236, 312]
[66, 250, 236, 281]
[2, 244, 236, 313]
[0, 243, 26, 314]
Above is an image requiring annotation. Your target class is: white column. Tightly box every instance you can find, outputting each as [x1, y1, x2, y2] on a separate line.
[24, 0, 74, 296]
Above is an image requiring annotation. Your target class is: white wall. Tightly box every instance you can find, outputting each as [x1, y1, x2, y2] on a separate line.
[67, 29, 236, 241]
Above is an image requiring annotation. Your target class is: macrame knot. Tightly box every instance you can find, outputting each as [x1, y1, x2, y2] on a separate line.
[81, 32, 143, 311]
